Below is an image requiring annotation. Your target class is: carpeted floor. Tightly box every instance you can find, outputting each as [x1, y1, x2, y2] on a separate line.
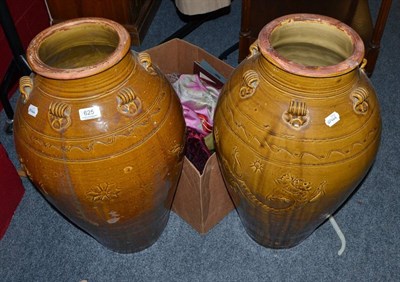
[1, 0, 399, 281]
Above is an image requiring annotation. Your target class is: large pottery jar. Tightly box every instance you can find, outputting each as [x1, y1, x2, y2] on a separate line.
[13, 18, 186, 253]
[214, 14, 381, 248]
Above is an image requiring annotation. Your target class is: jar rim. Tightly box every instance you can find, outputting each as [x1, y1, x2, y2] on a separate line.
[258, 13, 365, 77]
[26, 17, 131, 80]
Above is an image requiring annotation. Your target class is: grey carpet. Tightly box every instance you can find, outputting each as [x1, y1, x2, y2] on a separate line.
[1, 0, 399, 281]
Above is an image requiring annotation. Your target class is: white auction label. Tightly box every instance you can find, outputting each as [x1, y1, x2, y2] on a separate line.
[79, 106, 101, 121]
[325, 111, 340, 127]
[28, 104, 38, 117]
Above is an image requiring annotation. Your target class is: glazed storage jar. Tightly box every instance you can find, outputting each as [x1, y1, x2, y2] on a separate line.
[213, 14, 381, 248]
[13, 18, 186, 253]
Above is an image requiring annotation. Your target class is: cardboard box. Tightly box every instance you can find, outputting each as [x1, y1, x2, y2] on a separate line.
[146, 39, 235, 234]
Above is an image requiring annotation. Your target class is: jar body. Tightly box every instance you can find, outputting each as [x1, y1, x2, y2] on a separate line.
[214, 14, 381, 248]
[13, 18, 186, 253]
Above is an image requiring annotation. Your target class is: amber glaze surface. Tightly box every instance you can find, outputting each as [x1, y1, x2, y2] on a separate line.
[214, 14, 381, 248]
[13, 18, 186, 253]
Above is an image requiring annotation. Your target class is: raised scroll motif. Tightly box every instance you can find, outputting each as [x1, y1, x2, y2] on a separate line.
[19, 157, 32, 179]
[277, 174, 325, 202]
[214, 127, 220, 145]
[27, 90, 167, 158]
[38, 181, 49, 195]
[247, 40, 259, 59]
[169, 144, 184, 159]
[106, 211, 121, 224]
[360, 58, 368, 71]
[263, 173, 326, 210]
[19, 76, 33, 103]
[117, 87, 142, 117]
[86, 183, 121, 202]
[351, 87, 369, 114]
[123, 166, 133, 174]
[138, 52, 157, 75]
[240, 70, 259, 99]
[220, 152, 326, 212]
[283, 100, 309, 129]
[48, 102, 71, 132]
[232, 146, 243, 177]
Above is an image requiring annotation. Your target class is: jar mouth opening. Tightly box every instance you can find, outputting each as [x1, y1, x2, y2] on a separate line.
[27, 18, 131, 79]
[258, 14, 364, 77]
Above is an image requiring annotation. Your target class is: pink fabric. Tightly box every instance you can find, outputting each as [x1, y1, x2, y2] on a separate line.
[172, 74, 220, 135]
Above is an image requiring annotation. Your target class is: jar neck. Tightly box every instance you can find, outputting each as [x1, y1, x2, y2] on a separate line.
[27, 18, 131, 80]
[257, 54, 360, 98]
[254, 14, 365, 97]
[34, 52, 137, 100]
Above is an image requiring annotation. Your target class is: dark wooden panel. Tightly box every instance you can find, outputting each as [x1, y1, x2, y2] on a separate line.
[238, 0, 392, 76]
[45, 0, 161, 45]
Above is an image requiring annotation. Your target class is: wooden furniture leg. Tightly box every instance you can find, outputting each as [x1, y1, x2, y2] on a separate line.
[0, 0, 31, 134]
[364, 0, 393, 76]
